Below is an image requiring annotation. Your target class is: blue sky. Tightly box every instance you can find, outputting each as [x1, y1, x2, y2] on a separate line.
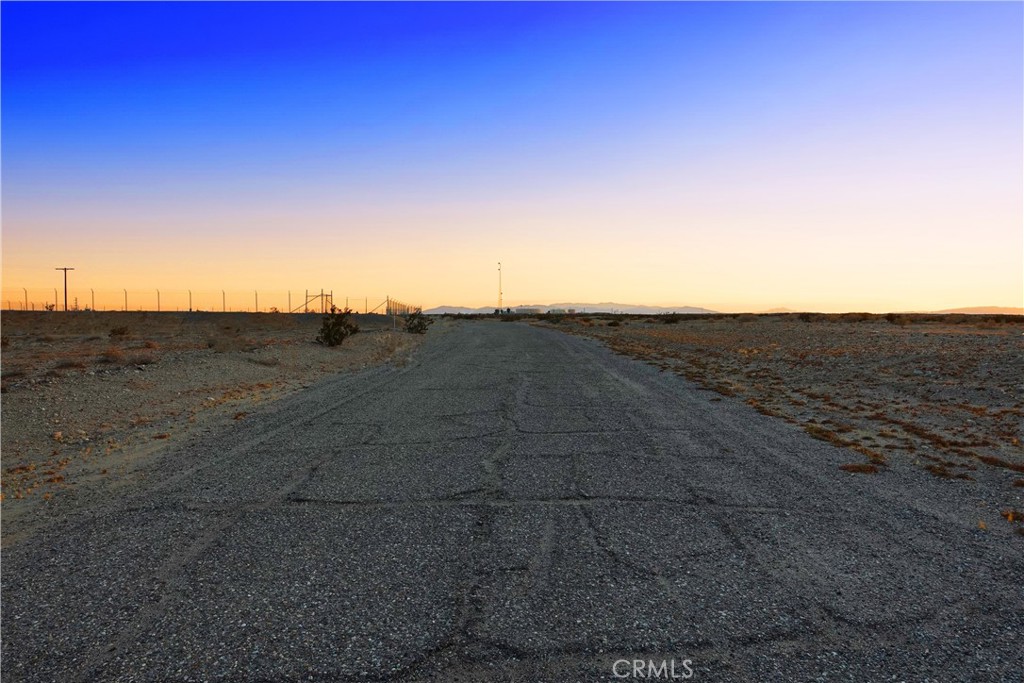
[2, 2, 1021, 311]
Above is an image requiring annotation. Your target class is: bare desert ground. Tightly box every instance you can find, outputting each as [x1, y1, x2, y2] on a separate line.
[539, 313, 1024, 523]
[0, 310, 427, 543]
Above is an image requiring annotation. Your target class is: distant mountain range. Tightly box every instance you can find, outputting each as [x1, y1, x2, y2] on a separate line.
[930, 306, 1023, 315]
[424, 303, 1023, 316]
[424, 302, 717, 315]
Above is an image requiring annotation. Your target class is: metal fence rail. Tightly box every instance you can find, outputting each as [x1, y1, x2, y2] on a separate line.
[1, 288, 420, 315]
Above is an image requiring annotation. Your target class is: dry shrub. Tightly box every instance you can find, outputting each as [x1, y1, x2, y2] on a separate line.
[839, 463, 879, 474]
[250, 356, 281, 367]
[143, 340, 160, 349]
[55, 359, 87, 370]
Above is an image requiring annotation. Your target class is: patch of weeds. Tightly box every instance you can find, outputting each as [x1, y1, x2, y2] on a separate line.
[109, 326, 129, 338]
[55, 359, 87, 370]
[804, 424, 846, 447]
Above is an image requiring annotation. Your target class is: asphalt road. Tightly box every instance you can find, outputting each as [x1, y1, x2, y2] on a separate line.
[3, 322, 1022, 682]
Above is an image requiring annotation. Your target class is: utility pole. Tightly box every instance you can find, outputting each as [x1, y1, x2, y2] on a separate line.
[188, 290, 192, 312]
[124, 289, 128, 311]
[55, 267, 74, 311]
[156, 289, 161, 312]
[222, 290, 226, 312]
[498, 262, 503, 311]
[23, 288, 28, 311]
[90, 289, 95, 311]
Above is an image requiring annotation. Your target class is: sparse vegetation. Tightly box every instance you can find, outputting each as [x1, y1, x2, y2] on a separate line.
[316, 306, 359, 346]
[109, 326, 129, 338]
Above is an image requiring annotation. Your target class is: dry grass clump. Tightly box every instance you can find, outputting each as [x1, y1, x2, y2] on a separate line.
[923, 463, 974, 480]
[371, 332, 404, 362]
[206, 335, 259, 353]
[839, 463, 879, 474]
[55, 359, 87, 370]
[975, 454, 1024, 473]
[99, 347, 126, 364]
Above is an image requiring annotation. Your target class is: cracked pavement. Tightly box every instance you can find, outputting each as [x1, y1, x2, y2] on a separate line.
[3, 321, 1022, 681]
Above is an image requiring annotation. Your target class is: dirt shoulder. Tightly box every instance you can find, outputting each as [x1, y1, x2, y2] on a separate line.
[538, 314, 1024, 511]
[1, 311, 430, 544]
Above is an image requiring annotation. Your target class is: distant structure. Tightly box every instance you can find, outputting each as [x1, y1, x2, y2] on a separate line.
[516, 307, 541, 315]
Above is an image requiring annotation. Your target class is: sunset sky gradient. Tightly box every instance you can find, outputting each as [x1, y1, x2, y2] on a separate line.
[2, 2, 1021, 312]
